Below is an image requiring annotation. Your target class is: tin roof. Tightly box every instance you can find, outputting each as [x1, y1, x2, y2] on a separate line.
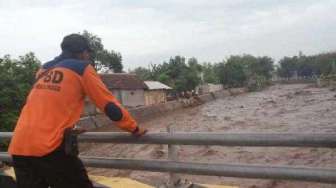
[144, 81, 172, 90]
[100, 73, 147, 90]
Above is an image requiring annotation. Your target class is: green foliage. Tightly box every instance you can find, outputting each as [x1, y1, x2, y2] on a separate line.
[277, 52, 336, 78]
[202, 63, 219, 84]
[0, 53, 41, 149]
[132, 54, 275, 92]
[188, 57, 202, 73]
[249, 56, 274, 79]
[277, 57, 299, 77]
[131, 56, 202, 92]
[82, 30, 104, 63]
[215, 55, 274, 88]
[219, 58, 247, 87]
[82, 30, 123, 73]
[158, 73, 170, 85]
[98, 50, 123, 73]
[132, 67, 153, 80]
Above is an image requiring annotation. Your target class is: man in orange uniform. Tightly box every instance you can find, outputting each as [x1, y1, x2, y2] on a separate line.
[8, 34, 147, 188]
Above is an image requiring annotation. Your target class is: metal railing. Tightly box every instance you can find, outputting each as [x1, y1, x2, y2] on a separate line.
[3, 132, 336, 147]
[1, 132, 336, 184]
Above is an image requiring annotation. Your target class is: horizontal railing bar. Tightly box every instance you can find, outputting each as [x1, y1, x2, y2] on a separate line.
[1, 132, 336, 147]
[0, 152, 11, 163]
[0, 132, 12, 140]
[0, 152, 335, 184]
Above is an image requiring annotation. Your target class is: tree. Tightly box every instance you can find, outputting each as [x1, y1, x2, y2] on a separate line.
[81, 30, 123, 72]
[216, 55, 251, 87]
[166, 56, 187, 80]
[250, 56, 274, 79]
[296, 56, 314, 77]
[132, 67, 153, 81]
[214, 55, 274, 88]
[0, 53, 41, 149]
[131, 56, 202, 93]
[133, 54, 275, 91]
[184, 68, 201, 91]
[188, 57, 202, 73]
[277, 56, 298, 78]
[276, 52, 336, 78]
[221, 59, 247, 87]
[167, 56, 201, 92]
[158, 73, 170, 86]
[98, 50, 123, 73]
[81, 30, 103, 67]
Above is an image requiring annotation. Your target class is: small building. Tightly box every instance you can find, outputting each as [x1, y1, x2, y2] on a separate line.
[100, 73, 147, 108]
[144, 81, 172, 105]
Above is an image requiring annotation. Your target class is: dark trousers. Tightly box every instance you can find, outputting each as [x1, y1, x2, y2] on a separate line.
[12, 148, 93, 188]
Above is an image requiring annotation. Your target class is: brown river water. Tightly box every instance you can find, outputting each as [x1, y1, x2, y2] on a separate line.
[82, 84, 336, 188]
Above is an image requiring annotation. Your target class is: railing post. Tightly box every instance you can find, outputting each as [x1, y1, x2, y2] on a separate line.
[167, 125, 179, 187]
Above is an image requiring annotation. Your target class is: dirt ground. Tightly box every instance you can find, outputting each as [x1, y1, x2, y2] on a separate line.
[82, 84, 336, 188]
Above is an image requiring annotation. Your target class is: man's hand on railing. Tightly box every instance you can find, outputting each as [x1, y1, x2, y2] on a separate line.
[132, 127, 148, 137]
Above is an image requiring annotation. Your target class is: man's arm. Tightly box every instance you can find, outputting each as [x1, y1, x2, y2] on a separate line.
[81, 65, 146, 136]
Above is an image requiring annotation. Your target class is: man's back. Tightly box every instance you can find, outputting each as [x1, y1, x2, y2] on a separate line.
[9, 57, 91, 156]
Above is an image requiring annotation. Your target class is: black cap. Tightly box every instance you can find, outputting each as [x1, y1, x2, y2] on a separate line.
[61, 34, 92, 53]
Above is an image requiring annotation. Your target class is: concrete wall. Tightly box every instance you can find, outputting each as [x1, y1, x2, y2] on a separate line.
[145, 90, 167, 106]
[129, 100, 183, 122]
[228, 88, 248, 95]
[316, 78, 336, 89]
[213, 89, 231, 98]
[111, 89, 123, 103]
[82, 101, 95, 117]
[197, 84, 223, 94]
[272, 77, 316, 84]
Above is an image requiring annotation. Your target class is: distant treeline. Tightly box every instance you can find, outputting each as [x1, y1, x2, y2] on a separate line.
[277, 52, 336, 78]
[132, 52, 336, 92]
[131, 55, 274, 92]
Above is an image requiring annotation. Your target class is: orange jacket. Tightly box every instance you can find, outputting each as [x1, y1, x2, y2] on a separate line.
[9, 57, 137, 157]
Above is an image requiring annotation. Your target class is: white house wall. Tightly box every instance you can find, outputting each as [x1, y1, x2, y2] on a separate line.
[111, 89, 123, 103]
[121, 89, 145, 107]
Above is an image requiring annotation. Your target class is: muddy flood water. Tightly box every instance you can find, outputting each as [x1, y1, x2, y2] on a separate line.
[82, 84, 336, 188]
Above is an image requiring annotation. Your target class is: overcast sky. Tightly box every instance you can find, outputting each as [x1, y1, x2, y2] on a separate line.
[0, 0, 335, 69]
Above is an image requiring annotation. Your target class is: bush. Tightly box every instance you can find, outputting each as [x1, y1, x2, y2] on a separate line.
[247, 75, 269, 91]
[0, 53, 40, 150]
